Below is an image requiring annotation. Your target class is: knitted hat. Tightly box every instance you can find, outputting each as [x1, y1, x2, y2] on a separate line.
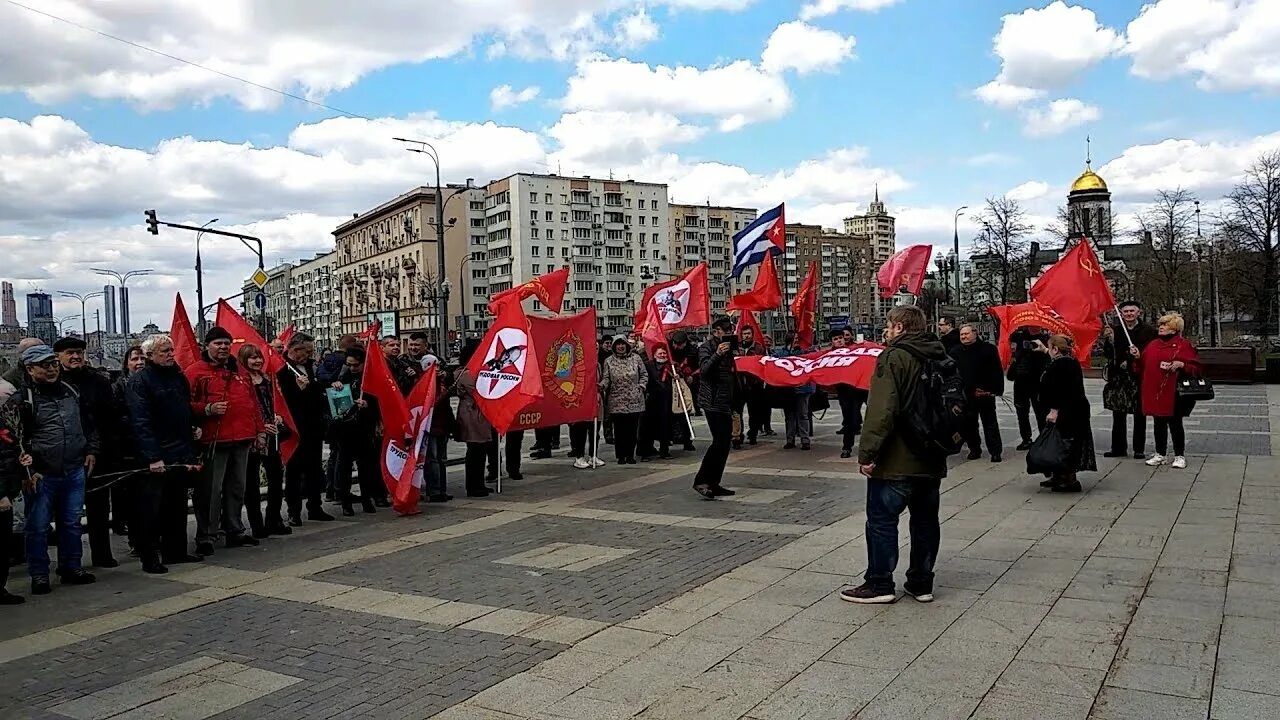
[204, 326, 233, 344]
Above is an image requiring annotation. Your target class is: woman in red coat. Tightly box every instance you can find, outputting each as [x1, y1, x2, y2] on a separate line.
[1137, 312, 1202, 469]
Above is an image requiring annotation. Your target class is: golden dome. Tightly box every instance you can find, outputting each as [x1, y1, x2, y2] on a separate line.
[1070, 163, 1108, 192]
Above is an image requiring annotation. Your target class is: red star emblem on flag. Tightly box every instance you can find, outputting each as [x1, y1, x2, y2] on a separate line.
[766, 221, 784, 246]
[485, 335, 524, 393]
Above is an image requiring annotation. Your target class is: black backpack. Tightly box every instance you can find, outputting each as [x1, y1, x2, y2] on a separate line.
[897, 346, 966, 457]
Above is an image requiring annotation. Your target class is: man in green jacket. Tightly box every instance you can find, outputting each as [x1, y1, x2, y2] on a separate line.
[844, 305, 948, 605]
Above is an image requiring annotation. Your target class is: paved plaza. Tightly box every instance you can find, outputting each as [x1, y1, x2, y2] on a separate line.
[2, 380, 1279, 719]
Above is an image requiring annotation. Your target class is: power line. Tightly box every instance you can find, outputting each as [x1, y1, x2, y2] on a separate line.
[3, 0, 371, 120]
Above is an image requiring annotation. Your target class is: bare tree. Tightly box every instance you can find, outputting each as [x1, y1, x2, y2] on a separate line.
[967, 196, 1033, 306]
[1043, 205, 1072, 247]
[1132, 188, 1198, 317]
[1219, 150, 1280, 341]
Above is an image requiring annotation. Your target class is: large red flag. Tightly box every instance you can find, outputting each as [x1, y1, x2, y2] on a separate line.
[169, 293, 200, 372]
[636, 297, 668, 358]
[274, 325, 295, 351]
[1029, 239, 1116, 325]
[380, 364, 438, 515]
[466, 297, 543, 434]
[735, 343, 883, 390]
[488, 267, 570, 315]
[212, 300, 299, 464]
[988, 301, 1101, 369]
[877, 245, 934, 299]
[726, 255, 782, 312]
[509, 309, 601, 431]
[358, 336, 417, 514]
[735, 310, 764, 344]
[790, 262, 819, 347]
[633, 263, 710, 330]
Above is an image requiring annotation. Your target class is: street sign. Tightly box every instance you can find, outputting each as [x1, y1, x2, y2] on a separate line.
[250, 268, 269, 289]
[253, 291, 267, 311]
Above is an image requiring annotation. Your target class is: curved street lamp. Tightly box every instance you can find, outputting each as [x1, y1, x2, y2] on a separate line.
[195, 218, 219, 338]
[58, 290, 104, 341]
[91, 268, 154, 336]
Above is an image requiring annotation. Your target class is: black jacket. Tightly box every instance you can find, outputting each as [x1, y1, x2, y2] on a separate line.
[111, 374, 139, 465]
[1007, 328, 1051, 383]
[316, 351, 346, 385]
[62, 366, 118, 448]
[1104, 321, 1157, 374]
[940, 329, 961, 353]
[948, 340, 1005, 397]
[696, 340, 735, 413]
[125, 361, 196, 465]
[331, 367, 379, 446]
[1038, 356, 1091, 439]
[278, 359, 327, 438]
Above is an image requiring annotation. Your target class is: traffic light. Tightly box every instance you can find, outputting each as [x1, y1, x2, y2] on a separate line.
[144, 209, 158, 235]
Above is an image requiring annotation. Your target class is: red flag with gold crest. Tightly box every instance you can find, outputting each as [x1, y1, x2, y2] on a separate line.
[509, 309, 599, 431]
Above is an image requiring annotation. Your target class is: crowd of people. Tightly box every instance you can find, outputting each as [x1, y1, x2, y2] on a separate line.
[0, 299, 1206, 607]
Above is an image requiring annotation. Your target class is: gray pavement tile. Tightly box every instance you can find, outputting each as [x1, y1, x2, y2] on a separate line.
[970, 688, 1094, 720]
[936, 556, 1012, 592]
[1091, 686, 1210, 720]
[745, 689, 865, 720]
[947, 598, 1051, 647]
[1224, 579, 1280, 620]
[781, 660, 898, 701]
[850, 680, 982, 719]
[1108, 636, 1217, 699]
[993, 659, 1106, 700]
[1210, 687, 1280, 720]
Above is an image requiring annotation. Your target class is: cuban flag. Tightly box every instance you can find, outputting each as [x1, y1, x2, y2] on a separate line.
[729, 203, 786, 283]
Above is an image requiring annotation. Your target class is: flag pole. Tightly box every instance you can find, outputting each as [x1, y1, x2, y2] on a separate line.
[676, 378, 696, 439]
[497, 432, 503, 494]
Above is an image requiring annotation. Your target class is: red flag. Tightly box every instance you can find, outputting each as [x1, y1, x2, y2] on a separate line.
[988, 302, 1101, 369]
[636, 298, 668, 358]
[169, 293, 200, 372]
[735, 343, 883, 390]
[213, 300, 299, 464]
[378, 364, 438, 515]
[727, 255, 782, 312]
[877, 245, 934, 299]
[509, 309, 601, 431]
[633, 263, 710, 330]
[274, 324, 295, 350]
[361, 333, 411, 440]
[358, 320, 380, 341]
[488, 267, 570, 315]
[735, 310, 764, 343]
[790, 262, 819, 347]
[466, 296, 543, 434]
[1029, 239, 1117, 325]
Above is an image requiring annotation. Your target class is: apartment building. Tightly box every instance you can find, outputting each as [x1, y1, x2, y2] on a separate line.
[843, 188, 896, 325]
[332, 184, 488, 341]
[484, 173, 670, 333]
[783, 224, 875, 334]
[289, 252, 337, 348]
[667, 203, 759, 315]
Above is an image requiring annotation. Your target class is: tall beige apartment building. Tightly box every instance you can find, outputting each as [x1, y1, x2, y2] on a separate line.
[843, 189, 896, 325]
[667, 203, 759, 316]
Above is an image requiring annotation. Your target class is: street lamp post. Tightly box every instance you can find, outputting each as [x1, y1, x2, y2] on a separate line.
[394, 137, 449, 359]
[953, 206, 967, 304]
[195, 218, 219, 339]
[54, 315, 81, 338]
[58, 290, 104, 342]
[91, 268, 154, 336]
[458, 254, 473, 336]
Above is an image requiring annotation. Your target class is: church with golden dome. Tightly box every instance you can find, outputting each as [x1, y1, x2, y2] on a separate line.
[1066, 158, 1113, 246]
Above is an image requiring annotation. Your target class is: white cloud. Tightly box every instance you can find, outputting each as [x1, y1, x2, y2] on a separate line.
[563, 56, 792, 131]
[1021, 98, 1101, 137]
[489, 84, 541, 110]
[1006, 180, 1050, 202]
[761, 21, 856, 75]
[0, 0, 739, 109]
[973, 81, 1044, 109]
[1097, 131, 1280, 201]
[613, 9, 659, 50]
[547, 111, 706, 169]
[799, 0, 902, 21]
[1124, 0, 1280, 92]
[974, 1, 1121, 109]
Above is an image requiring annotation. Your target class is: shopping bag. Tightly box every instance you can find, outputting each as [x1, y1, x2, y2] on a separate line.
[1026, 425, 1073, 475]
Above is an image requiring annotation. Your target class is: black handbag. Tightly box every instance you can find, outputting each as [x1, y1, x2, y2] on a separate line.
[1026, 426, 1073, 475]
[1102, 372, 1139, 414]
[1176, 375, 1215, 401]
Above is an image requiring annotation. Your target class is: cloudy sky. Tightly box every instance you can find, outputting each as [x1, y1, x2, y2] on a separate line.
[1, 0, 1277, 327]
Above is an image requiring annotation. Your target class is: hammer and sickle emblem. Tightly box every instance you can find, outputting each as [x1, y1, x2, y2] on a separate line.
[1079, 255, 1099, 278]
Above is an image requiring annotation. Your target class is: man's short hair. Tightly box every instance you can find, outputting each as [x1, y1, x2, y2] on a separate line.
[345, 347, 367, 361]
[409, 331, 429, 342]
[887, 305, 927, 333]
[381, 335, 398, 342]
[287, 331, 314, 349]
[938, 316, 954, 326]
[1118, 300, 1141, 310]
[711, 317, 734, 332]
[828, 328, 845, 341]
[959, 324, 977, 334]
[141, 334, 174, 355]
[337, 334, 358, 350]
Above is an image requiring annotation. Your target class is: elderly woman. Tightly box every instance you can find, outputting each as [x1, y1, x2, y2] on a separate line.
[1036, 335, 1096, 493]
[601, 336, 647, 465]
[638, 345, 675, 461]
[455, 340, 493, 498]
[1138, 312, 1203, 469]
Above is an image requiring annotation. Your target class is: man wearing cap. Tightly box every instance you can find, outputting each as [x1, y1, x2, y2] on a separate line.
[53, 337, 121, 569]
[0, 344, 99, 595]
[185, 326, 265, 556]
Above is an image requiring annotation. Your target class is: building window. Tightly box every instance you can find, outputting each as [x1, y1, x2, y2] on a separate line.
[561, 212, 569, 223]
[532, 264, 540, 274]
[531, 228, 539, 239]
[529, 210, 537, 221]
[545, 193, 552, 203]
[531, 246, 540, 257]
[652, 216, 659, 225]
[530, 192, 537, 204]
[546, 246, 554, 257]
[545, 211, 552, 221]
[639, 199, 646, 210]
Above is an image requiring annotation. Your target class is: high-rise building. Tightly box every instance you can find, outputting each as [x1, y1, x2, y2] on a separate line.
[26, 291, 55, 344]
[667, 203, 758, 315]
[288, 252, 337, 348]
[119, 286, 132, 336]
[1, 282, 17, 328]
[843, 187, 896, 324]
[483, 173, 671, 333]
[239, 263, 293, 338]
[103, 285, 117, 334]
[334, 184, 489, 341]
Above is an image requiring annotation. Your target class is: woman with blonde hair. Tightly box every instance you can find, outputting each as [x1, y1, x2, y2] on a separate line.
[1036, 334, 1096, 492]
[1137, 312, 1202, 469]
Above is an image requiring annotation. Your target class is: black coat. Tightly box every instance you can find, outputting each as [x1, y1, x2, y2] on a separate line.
[125, 361, 196, 465]
[111, 375, 139, 465]
[62, 366, 119, 455]
[940, 329, 961, 353]
[948, 340, 1005, 397]
[1104, 321, 1157, 374]
[277, 360, 327, 438]
[1038, 355, 1096, 472]
[696, 341, 735, 413]
[1007, 328, 1051, 383]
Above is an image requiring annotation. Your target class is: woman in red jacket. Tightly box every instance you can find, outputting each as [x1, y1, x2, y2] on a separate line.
[1137, 313, 1202, 469]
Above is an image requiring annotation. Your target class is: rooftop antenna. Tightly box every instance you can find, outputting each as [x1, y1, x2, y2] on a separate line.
[1086, 134, 1092, 167]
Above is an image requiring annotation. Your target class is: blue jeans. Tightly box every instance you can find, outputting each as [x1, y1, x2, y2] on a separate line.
[864, 477, 941, 593]
[424, 436, 449, 497]
[24, 467, 87, 578]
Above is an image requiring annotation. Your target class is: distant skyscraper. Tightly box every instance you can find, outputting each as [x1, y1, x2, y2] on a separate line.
[103, 284, 118, 334]
[1, 281, 17, 328]
[26, 291, 55, 344]
[119, 286, 131, 336]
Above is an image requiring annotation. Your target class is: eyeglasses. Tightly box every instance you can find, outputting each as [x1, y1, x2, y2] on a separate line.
[32, 360, 60, 369]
